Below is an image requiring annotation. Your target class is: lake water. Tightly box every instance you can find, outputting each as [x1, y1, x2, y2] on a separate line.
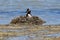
[0, 0, 60, 40]
[0, 0, 60, 25]
[0, 9, 60, 25]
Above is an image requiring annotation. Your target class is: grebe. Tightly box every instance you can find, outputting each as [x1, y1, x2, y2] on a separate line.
[26, 8, 32, 18]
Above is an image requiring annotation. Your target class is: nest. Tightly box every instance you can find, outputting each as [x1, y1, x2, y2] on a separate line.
[10, 16, 46, 25]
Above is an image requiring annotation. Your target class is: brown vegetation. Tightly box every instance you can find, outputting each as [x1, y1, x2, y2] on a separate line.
[10, 16, 46, 25]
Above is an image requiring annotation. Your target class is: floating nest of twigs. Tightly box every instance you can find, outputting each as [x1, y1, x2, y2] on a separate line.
[10, 16, 46, 25]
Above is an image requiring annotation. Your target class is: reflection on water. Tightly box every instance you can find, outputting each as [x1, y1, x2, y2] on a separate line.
[2, 32, 60, 40]
[7, 36, 29, 40]
[0, 36, 29, 40]
[0, 26, 60, 40]
[47, 33, 60, 37]
[1, 35, 37, 40]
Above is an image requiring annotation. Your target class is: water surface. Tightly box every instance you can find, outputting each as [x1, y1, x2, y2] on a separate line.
[0, 9, 60, 25]
[0, 0, 60, 40]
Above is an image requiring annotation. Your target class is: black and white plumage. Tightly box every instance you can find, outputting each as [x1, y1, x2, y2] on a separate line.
[26, 8, 32, 18]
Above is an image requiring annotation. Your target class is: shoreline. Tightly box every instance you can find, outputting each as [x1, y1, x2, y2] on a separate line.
[0, 24, 60, 40]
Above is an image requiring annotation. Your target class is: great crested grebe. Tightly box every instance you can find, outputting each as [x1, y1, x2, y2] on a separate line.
[26, 8, 32, 18]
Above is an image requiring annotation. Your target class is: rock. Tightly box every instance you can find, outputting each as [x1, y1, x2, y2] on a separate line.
[10, 16, 46, 25]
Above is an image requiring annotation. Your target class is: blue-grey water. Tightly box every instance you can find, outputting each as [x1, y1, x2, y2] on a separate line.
[0, 0, 60, 40]
[1, 9, 60, 40]
[0, 0, 60, 25]
[0, 9, 60, 25]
